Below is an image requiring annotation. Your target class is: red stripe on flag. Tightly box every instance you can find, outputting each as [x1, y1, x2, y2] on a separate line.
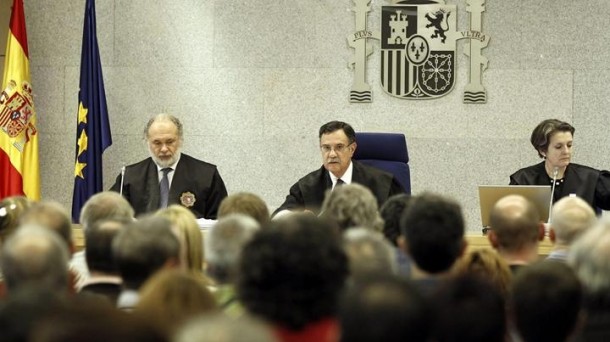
[0, 148, 24, 198]
[8, 0, 29, 58]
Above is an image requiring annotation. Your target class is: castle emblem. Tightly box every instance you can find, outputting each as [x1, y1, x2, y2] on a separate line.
[348, 0, 490, 103]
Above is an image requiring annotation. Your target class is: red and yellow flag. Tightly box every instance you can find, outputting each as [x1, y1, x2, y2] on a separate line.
[0, 0, 40, 200]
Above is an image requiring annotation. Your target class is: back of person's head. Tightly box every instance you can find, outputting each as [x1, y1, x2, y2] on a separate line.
[320, 183, 383, 232]
[218, 192, 270, 226]
[79, 191, 134, 230]
[30, 295, 166, 342]
[205, 214, 259, 284]
[0, 196, 32, 244]
[379, 194, 412, 246]
[568, 220, 610, 299]
[400, 192, 465, 274]
[175, 314, 277, 342]
[155, 205, 203, 272]
[432, 274, 506, 342]
[550, 196, 596, 246]
[343, 228, 397, 282]
[339, 274, 431, 342]
[85, 219, 129, 274]
[511, 261, 583, 342]
[135, 269, 217, 337]
[20, 201, 73, 251]
[0, 225, 70, 293]
[489, 195, 541, 252]
[112, 216, 180, 290]
[238, 214, 348, 330]
[452, 248, 512, 298]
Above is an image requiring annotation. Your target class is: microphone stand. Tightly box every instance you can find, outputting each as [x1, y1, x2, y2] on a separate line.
[120, 166, 125, 196]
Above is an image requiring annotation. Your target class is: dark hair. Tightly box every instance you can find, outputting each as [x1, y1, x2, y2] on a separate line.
[237, 214, 348, 330]
[85, 219, 129, 274]
[511, 261, 583, 342]
[319, 121, 356, 144]
[530, 119, 575, 158]
[112, 216, 180, 289]
[432, 275, 506, 342]
[339, 275, 431, 342]
[400, 192, 464, 273]
[379, 194, 412, 246]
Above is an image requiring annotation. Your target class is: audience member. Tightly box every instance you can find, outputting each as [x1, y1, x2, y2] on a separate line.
[343, 228, 396, 282]
[80, 219, 129, 304]
[452, 248, 512, 298]
[175, 314, 277, 342]
[0, 225, 70, 294]
[399, 192, 466, 294]
[320, 183, 383, 232]
[432, 274, 506, 342]
[339, 274, 431, 342]
[487, 194, 544, 272]
[113, 216, 180, 310]
[379, 193, 412, 277]
[218, 192, 270, 226]
[135, 269, 218, 338]
[110, 113, 228, 219]
[205, 214, 260, 317]
[547, 196, 596, 262]
[568, 220, 610, 341]
[72, 191, 135, 282]
[156, 205, 207, 274]
[274, 121, 403, 216]
[511, 261, 583, 342]
[0, 196, 32, 244]
[238, 214, 348, 342]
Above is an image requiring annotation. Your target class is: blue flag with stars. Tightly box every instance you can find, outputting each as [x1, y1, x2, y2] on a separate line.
[72, 0, 112, 223]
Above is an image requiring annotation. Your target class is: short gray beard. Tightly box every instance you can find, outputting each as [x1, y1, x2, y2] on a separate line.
[150, 150, 181, 168]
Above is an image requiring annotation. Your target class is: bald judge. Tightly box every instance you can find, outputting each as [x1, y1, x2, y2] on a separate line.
[273, 121, 404, 217]
[110, 114, 227, 219]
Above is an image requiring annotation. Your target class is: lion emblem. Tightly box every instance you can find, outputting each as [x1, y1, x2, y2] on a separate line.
[425, 9, 451, 43]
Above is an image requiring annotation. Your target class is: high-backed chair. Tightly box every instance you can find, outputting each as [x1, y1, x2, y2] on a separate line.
[353, 132, 411, 194]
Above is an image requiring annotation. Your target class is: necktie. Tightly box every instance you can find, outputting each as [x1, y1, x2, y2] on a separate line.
[335, 178, 345, 189]
[159, 168, 172, 208]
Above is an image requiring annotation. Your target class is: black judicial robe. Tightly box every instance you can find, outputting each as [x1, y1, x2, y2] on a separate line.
[273, 160, 404, 216]
[510, 162, 610, 210]
[110, 153, 227, 219]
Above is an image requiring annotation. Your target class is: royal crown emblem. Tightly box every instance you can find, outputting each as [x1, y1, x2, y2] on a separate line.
[0, 80, 37, 151]
[348, 0, 490, 103]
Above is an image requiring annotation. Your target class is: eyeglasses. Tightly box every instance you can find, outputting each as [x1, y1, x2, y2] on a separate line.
[320, 143, 353, 154]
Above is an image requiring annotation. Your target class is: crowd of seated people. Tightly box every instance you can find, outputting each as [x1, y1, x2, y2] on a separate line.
[0, 186, 609, 342]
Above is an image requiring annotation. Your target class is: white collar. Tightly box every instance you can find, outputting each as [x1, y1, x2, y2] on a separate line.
[329, 161, 353, 189]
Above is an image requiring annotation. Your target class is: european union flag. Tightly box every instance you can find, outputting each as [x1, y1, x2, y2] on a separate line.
[72, 0, 111, 223]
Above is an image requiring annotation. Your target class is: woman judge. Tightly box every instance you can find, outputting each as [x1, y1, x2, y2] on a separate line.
[510, 119, 610, 211]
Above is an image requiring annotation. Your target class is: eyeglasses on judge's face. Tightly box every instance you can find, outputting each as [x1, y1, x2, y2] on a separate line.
[320, 143, 354, 154]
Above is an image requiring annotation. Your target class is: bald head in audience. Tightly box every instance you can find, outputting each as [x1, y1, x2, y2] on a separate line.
[487, 195, 544, 268]
[549, 196, 596, 247]
[0, 225, 70, 294]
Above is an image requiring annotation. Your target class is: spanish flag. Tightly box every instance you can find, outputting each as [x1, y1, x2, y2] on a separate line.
[0, 0, 40, 200]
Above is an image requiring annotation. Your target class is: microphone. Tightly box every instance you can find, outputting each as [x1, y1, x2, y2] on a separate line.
[119, 166, 126, 196]
[547, 167, 559, 226]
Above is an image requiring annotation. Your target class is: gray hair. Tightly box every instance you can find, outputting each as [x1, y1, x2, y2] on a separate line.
[321, 183, 383, 232]
[0, 224, 70, 293]
[205, 214, 260, 283]
[568, 219, 610, 296]
[550, 196, 596, 245]
[343, 227, 397, 280]
[175, 314, 276, 342]
[144, 113, 183, 140]
[79, 191, 134, 230]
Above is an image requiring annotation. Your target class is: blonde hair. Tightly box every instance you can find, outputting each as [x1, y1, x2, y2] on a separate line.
[155, 205, 204, 272]
[136, 269, 218, 335]
[453, 248, 512, 297]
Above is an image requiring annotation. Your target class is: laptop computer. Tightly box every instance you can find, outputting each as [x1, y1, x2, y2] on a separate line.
[478, 185, 552, 229]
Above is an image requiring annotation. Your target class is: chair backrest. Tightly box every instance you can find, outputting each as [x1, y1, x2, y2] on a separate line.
[353, 132, 410, 194]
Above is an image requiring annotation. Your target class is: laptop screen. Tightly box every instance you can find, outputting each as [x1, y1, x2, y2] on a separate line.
[478, 185, 552, 228]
